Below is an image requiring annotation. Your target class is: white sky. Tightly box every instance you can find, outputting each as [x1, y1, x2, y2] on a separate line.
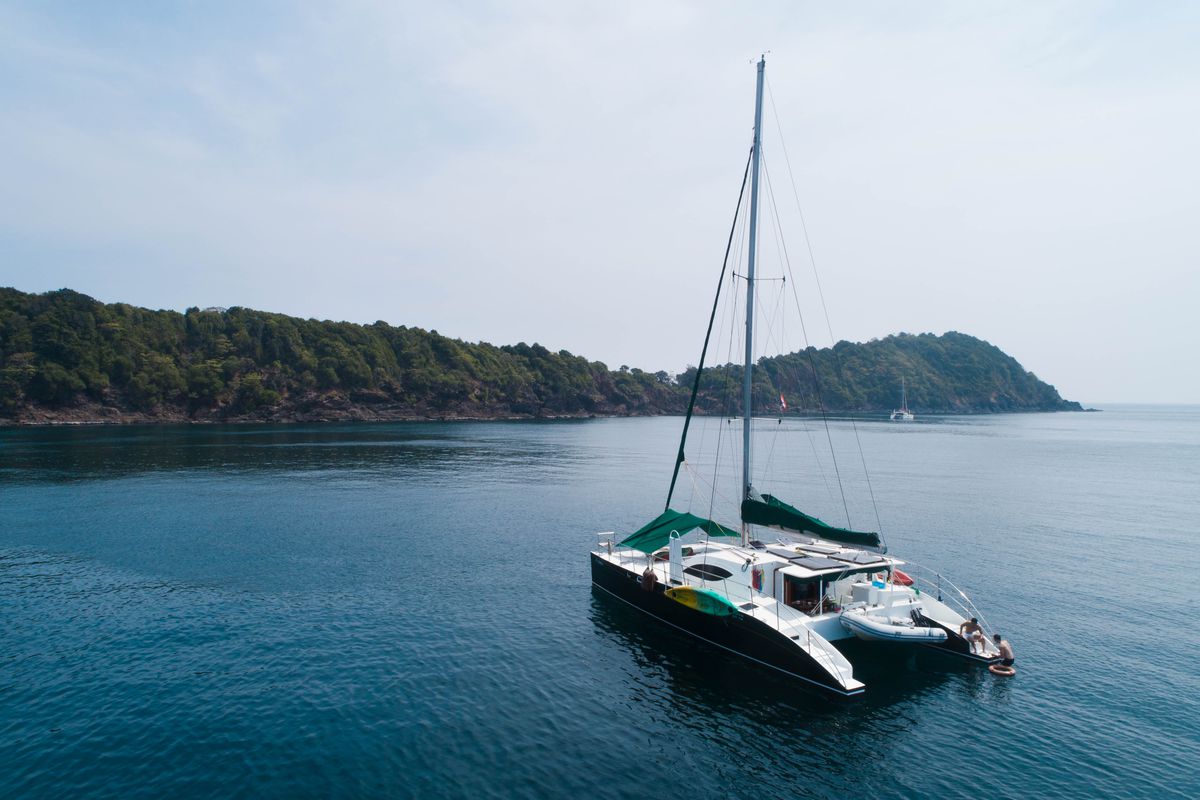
[2, 1, 1197, 403]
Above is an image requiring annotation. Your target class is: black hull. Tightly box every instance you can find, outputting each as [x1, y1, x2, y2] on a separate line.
[590, 553, 862, 696]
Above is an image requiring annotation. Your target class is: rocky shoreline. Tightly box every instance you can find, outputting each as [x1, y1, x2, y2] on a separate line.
[1, 398, 1086, 427]
[0, 394, 643, 426]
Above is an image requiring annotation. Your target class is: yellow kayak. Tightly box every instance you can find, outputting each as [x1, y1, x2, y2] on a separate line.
[665, 586, 739, 617]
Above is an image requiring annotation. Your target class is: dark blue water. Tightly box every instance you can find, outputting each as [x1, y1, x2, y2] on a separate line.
[2, 409, 1198, 799]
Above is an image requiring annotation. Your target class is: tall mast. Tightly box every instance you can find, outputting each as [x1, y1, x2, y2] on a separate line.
[743, 55, 765, 514]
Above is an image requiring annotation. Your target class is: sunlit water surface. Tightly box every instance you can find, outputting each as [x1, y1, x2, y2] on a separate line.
[1, 407, 1197, 799]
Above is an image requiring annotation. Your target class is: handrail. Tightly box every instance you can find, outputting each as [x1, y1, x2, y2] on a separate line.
[805, 622, 849, 675]
[768, 598, 849, 677]
[899, 559, 995, 637]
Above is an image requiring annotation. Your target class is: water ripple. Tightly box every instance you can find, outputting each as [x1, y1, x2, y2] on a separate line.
[1, 412, 1198, 798]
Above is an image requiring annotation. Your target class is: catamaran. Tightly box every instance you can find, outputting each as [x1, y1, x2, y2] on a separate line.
[589, 57, 1001, 696]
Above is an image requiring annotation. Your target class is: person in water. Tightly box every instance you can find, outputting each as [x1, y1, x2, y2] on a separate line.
[994, 634, 1015, 667]
[959, 617, 985, 653]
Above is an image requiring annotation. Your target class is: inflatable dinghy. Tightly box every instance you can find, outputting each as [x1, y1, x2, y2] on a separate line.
[840, 611, 948, 643]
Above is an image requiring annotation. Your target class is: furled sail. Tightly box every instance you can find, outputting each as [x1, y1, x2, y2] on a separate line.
[741, 494, 882, 549]
[619, 509, 739, 554]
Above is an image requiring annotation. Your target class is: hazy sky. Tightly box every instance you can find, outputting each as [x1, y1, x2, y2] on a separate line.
[2, 1, 1197, 403]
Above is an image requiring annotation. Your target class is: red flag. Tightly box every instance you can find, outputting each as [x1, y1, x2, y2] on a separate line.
[779, 392, 787, 410]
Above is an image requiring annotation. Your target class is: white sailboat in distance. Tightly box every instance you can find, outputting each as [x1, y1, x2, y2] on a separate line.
[891, 378, 915, 421]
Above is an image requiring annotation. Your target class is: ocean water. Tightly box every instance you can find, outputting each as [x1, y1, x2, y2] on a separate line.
[1, 407, 1197, 799]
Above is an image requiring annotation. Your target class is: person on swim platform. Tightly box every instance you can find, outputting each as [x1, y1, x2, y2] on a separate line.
[959, 617, 985, 653]
[994, 634, 1015, 667]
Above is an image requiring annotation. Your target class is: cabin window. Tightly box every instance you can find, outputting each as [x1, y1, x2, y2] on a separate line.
[783, 576, 823, 612]
[684, 564, 733, 581]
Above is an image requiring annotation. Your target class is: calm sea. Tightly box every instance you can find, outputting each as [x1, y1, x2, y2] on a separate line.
[1, 407, 1197, 799]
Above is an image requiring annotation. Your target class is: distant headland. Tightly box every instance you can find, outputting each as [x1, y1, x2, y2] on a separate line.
[0, 288, 1081, 425]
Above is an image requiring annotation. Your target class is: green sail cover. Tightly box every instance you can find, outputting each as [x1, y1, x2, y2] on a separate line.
[619, 509, 739, 553]
[741, 494, 882, 549]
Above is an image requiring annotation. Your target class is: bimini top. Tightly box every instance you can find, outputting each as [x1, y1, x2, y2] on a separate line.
[619, 509, 739, 553]
[741, 493, 881, 550]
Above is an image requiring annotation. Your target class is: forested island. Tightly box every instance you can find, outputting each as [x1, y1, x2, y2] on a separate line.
[0, 288, 1080, 424]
